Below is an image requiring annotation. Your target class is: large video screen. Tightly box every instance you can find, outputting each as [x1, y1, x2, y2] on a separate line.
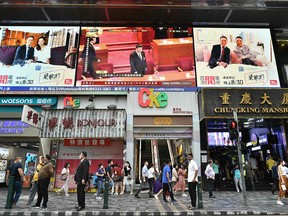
[75, 26, 196, 87]
[194, 28, 280, 87]
[0, 26, 80, 87]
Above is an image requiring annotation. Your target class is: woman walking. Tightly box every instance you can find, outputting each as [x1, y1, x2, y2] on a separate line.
[233, 164, 242, 192]
[56, 162, 70, 196]
[277, 159, 287, 205]
[173, 164, 187, 196]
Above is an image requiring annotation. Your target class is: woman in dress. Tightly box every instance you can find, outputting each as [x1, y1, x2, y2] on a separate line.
[34, 36, 51, 64]
[56, 162, 70, 196]
[173, 164, 187, 196]
[277, 159, 287, 205]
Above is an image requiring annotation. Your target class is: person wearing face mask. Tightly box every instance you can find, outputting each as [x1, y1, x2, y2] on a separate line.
[56, 162, 70, 197]
[6, 156, 27, 208]
[121, 161, 133, 195]
[95, 163, 105, 200]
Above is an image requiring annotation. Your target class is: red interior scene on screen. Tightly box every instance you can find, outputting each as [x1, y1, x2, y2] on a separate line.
[76, 26, 196, 87]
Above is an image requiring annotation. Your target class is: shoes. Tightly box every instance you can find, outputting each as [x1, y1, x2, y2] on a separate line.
[209, 195, 216, 198]
[114, 192, 119, 195]
[277, 200, 284, 205]
[96, 196, 102, 200]
[40, 207, 47, 210]
[182, 194, 188, 197]
[32, 205, 40, 209]
[120, 192, 124, 195]
[155, 195, 159, 200]
[130, 192, 133, 195]
[65, 194, 70, 197]
[134, 194, 141, 198]
[76, 206, 85, 211]
[162, 201, 168, 204]
[188, 205, 196, 210]
[171, 200, 178, 204]
[237, 190, 240, 193]
[75, 206, 80, 209]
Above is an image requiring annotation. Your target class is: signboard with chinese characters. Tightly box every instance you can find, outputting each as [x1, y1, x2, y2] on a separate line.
[194, 28, 280, 87]
[21, 105, 41, 128]
[64, 138, 111, 146]
[201, 88, 288, 118]
[40, 109, 126, 138]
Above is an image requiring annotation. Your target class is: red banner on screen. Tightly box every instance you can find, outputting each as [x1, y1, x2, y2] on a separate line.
[64, 138, 111, 146]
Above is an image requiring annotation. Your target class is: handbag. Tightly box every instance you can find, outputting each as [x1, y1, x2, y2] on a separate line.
[112, 175, 122, 182]
[60, 173, 67, 181]
[127, 174, 132, 181]
[281, 184, 286, 191]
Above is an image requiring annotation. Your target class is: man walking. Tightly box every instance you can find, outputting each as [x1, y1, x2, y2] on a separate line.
[105, 160, 114, 195]
[134, 161, 152, 198]
[162, 160, 177, 204]
[33, 155, 54, 209]
[205, 159, 216, 198]
[74, 151, 90, 211]
[187, 153, 198, 210]
[6, 156, 27, 208]
[27, 156, 45, 206]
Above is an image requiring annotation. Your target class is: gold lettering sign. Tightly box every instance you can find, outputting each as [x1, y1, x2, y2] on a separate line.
[154, 117, 172, 125]
[220, 93, 230, 105]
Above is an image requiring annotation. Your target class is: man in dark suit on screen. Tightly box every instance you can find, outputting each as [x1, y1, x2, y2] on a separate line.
[74, 151, 90, 211]
[208, 36, 230, 69]
[130, 44, 147, 76]
[12, 35, 35, 66]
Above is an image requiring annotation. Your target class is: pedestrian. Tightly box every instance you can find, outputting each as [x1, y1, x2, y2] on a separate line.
[173, 164, 187, 196]
[187, 153, 198, 210]
[6, 156, 27, 208]
[56, 162, 70, 196]
[212, 159, 220, 190]
[277, 159, 287, 205]
[148, 163, 156, 196]
[74, 151, 90, 211]
[233, 164, 242, 192]
[244, 160, 255, 191]
[26, 156, 45, 206]
[96, 163, 105, 200]
[171, 163, 178, 190]
[154, 163, 165, 200]
[134, 161, 152, 198]
[162, 160, 177, 204]
[205, 159, 216, 198]
[121, 161, 134, 195]
[105, 160, 115, 195]
[33, 155, 54, 210]
[271, 161, 278, 195]
[113, 164, 123, 195]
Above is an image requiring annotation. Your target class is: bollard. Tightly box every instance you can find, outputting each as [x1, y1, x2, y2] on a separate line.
[103, 178, 109, 209]
[197, 176, 203, 209]
[5, 176, 15, 209]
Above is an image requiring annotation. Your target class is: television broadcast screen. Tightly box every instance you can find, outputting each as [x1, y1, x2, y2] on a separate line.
[75, 26, 196, 88]
[0, 26, 80, 87]
[193, 27, 280, 87]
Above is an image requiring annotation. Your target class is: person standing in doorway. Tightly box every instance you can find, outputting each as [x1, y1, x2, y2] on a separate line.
[56, 162, 70, 196]
[33, 155, 54, 210]
[6, 156, 27, 208]
[187, 153, 198, 210]
[205, 159, 216, 198]
[26, 156, 44, 206]
[74, 151, 90, 211]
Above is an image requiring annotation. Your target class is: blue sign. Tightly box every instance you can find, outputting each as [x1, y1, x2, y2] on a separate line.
[0, 120, 30, 135]
[0, 97, 57, 106]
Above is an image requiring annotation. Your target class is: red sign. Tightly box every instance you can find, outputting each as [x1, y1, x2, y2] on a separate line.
[64, 138, 111, 146]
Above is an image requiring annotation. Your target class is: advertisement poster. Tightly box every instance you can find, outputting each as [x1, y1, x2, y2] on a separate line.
[0, 26, 80, 87]
[0, 147, 9, 159]
[76, 26, 196, 87]
[24, 153, 37, 175]
[0, 159, 7, 171]
[194, 28, 280, 87]
[0, 171, 6, 183]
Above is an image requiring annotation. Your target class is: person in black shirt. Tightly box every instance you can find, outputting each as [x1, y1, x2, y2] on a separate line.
[6, 157, 27, 207]
[105, 160, 115, 195]
[121, 161, 134, 195]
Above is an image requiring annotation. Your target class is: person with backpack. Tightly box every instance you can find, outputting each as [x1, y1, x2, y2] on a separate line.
[56, 162, 70, 196]
[6, 156, 27, 208]
[95, 163, 105, 200]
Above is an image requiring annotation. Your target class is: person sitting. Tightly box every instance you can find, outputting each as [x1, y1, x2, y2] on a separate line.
[208, 36, 230, 69]
[233, 36, 257, 66]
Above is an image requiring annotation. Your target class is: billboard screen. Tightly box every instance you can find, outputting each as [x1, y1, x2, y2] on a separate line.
[75, 26, 196, 87]
[193, 27, 280, 87]
[0, 26, 80, 87]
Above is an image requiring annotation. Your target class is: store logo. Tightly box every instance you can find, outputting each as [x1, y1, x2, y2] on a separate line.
[138, 88, 168, 108]
[63, 96, 80, 108]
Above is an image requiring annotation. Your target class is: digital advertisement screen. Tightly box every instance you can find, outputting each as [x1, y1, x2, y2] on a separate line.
[0, 26, 80, 87]
[24, 152, 37, 175]
[193, 27, 280, 87]
[76, 26, 196, 87]
[0, 147, 9, 159]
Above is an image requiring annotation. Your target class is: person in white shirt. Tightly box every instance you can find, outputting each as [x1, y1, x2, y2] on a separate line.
[56, 162, 70, 197]
[148, 163, 156, 197]
[205, 160, 216, 198]
[34, 36, 51, 64]
[187, 153, 198, 210]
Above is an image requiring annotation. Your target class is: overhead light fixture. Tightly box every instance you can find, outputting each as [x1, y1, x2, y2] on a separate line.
[107, 104, 117, 110]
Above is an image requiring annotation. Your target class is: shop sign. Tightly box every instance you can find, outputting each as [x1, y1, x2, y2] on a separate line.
[21, 105, 41, 129]
[40, 109, 126, 138]
[0, 96, 57, 106]
[138, 88, 168, 108]
[63, 96, 80, 108]
[0, 120, 29, 135]
[154, 117, 172, 125]
[64, 138, 111, 146]
[201, 88, 288, 118]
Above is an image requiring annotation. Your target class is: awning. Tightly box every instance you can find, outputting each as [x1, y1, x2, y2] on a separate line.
[40, 109, 126, 138]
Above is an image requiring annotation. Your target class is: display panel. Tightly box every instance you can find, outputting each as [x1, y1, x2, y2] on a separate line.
[194, 28, 280, 87]
[24, 152, 37, 175]
[0, 159, 7, 171]
[208, 132, 235, 146]
[0, 26, 80, 87]
[0, 170, 5, 183]
[76, 26, 196, 87]
[0, 147, 9, 159]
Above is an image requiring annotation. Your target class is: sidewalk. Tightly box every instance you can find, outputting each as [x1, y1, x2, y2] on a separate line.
[0, 188, 287, 215]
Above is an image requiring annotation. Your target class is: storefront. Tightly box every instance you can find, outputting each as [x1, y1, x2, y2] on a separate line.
[40, 95, 127, 189]
[200, 88, 288, 190]
[126, 88, 200, 181]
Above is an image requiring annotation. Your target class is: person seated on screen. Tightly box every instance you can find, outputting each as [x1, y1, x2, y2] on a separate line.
[12, 35, 35, 66]
[233, 36, 257, 66]
[208, 36, 230, 69]
[34, 36, 51, 64]
[130, 44, 147, 76]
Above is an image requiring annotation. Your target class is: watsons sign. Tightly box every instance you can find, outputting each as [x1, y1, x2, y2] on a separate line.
[0, 97, 57, 106]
